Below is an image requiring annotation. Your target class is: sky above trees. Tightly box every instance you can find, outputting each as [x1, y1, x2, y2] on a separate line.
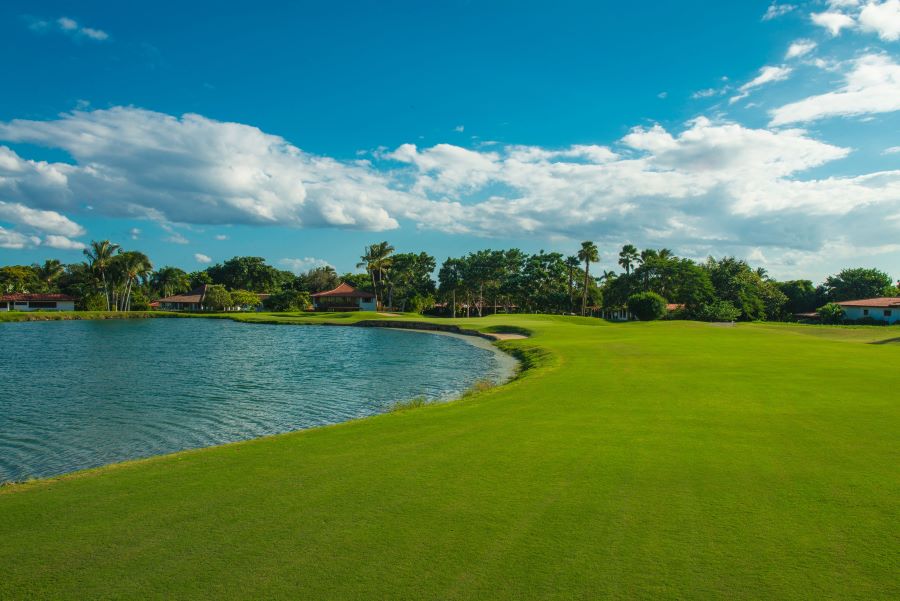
[0, 0, 899, 280]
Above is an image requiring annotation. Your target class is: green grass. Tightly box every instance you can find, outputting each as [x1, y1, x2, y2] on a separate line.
[1, 315, 897, 599]
[0, 310, 181, 322]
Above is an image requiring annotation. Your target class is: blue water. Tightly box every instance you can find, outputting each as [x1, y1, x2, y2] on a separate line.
[0, 319, 510, 482]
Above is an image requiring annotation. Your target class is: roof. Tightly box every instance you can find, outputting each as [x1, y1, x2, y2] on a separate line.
[836, 297, 900, 308]
[666, 303, 685, 311]
[1, 293, 76, 302]
[158, 284, 208, 304]
[310, 283, 375, 299]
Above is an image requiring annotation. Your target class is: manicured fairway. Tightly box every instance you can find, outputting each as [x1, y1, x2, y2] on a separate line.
[1, 315, 897, 599]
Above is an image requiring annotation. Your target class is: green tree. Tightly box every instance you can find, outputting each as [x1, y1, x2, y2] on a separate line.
[83, 240, 120, 311]
[151, 267, 191, 298]
[263, 290, 312, 312]
[618, 244, 639, 275]
[817, 302, 845, 324]
[565, 255, 580, 312]
[776, 280, 818, 315]
[203, 285, 233, 311]
[357, 242, 394, 308]
[627, 291, 667, 321]
[298, 266, 339, 293]
[819, 268, 893, 302]
[577, 241, 599, 316]
[32, 259, 65, 292]
[438, 258, 464, 317]
[0, 265, 40, 293]
[230, 289, 262, 309]
[206, 257, 285, 292]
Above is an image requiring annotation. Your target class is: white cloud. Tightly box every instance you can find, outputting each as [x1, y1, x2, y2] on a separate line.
[194, 253, 212, 264]
[279, 257, 332, 274]
[0, 201, 84, 236]
[57, 17, 78, 31]
[692, 88, 722, 99]
[770, 54, 900, 125]
[214, 234, 228, 240]
[657, 91, 668, 99]
[859, 0, 900, 40]
[454, 125, 465, 132]
[0, 107, 405, 231]
[730, 65, 793, 104]
[763, 3, 796, 20]
[811, 11, 856, 35]
[785, 40, 817, 59]
[130, 227, 141, 240]
[884, 146, 900, 154]
[164, 232, 190, 244]
[30, 16, 111, 41]
[0, 226, 39, 249]
[42, 235, 85, 250]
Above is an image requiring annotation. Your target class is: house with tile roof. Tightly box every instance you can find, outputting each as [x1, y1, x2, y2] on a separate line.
[310, 283, 376, 312]
[0, 293, 76, 312]
[836, 297, 900, 324]
[156, 284, 210, 311]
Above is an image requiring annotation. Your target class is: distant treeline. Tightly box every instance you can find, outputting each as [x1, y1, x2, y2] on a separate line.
[1, 239, 897, 321]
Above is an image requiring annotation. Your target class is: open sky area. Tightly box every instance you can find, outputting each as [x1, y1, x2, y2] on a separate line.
[1, 0, 899, 281]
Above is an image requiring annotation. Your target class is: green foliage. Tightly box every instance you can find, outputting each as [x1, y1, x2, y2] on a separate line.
[407, 293, 435, 314]
[0, 265, 40, 293]
[389, 396, 431, 412]
[296, 266, 340, 293]
[627, 292, 667, 321]
[151, 266, 191, 298]
[691, 300, 741, 322]
[817, 302, 846, 324]
[230, 289, 262, 309]
[263, 290, 312, 312]
[703, 257, 786, 320]
[206, 256, 292, 292]
[777, 280, 818, 314]
[819, 267, 894, 302]
[203, 285, 233, 311]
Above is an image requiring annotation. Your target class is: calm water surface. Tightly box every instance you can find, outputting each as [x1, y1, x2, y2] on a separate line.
[0, 319, 512, 482]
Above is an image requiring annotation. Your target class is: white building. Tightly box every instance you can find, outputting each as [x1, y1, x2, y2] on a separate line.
[0, 293, 76, 312]
[837, 297, 900, 324]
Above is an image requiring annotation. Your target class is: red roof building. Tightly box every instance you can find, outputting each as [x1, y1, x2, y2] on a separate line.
[0, 293, 76, 312]
[836, 297, 900, 324]
[311, 283, 376, 311]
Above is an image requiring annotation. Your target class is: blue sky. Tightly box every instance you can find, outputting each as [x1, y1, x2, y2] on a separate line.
[1, 0, 899, 281]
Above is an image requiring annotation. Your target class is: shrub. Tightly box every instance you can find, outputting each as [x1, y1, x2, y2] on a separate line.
[627, 292, 667, 321]
[692, 300, 741, 322]
[230, 289, 262, 310]
[203, 285, 233, 311]
[408, 293, 436, 314]
[263, 290, 312, 312]
[389, 396, 431, 412]
[817, 302, 845, 325]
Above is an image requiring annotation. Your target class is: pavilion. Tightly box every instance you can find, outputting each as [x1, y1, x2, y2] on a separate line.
[310, 283, 376, 312]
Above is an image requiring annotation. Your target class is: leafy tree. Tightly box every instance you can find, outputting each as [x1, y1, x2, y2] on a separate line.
[0, 265, 40, 293]
[577, 241, 599, 316]
[203, 285, 233, 311]
[703, 257, 786, 320]
[206, 256, 286, 292]
[819, 268, 893, 302]
[438, 258, 464, 317]
[691, 300, 741, 322]
[776, 280, 818, 314]
[263, 290, 312, 312]
[388, 252, 436, 312]
[189, 270, 213, 289]
[627, 292, 667, 321]
[357, 242, 394, 308]
[817, 302, 845, 324]
[112, 251, 152, 311]
[230, 289, 262, 309]
[565, 255, 580, 312]
[297, 266, 340, 293]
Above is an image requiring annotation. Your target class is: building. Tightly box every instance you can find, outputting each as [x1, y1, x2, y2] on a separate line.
[156, 284, 210, 311]
[0, 293, 76, 312]
[311, 283, 376, 311]
[836, 297, 900, 324]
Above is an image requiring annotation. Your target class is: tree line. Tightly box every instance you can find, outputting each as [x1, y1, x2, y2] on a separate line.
[1, 238, 896, 321]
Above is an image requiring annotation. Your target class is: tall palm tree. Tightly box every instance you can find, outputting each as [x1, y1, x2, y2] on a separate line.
[565, 255, 580, 313]
[356, 241, 394, 309]
[577, 241, 599, 316]
[33, 259, 65, 292]
[83, 240, 120, 311]
[618, 244, 639, 274]
[119, 251, 153, 311]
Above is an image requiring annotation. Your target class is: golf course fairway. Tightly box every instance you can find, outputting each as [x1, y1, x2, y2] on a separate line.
[1, 315, 897, 599]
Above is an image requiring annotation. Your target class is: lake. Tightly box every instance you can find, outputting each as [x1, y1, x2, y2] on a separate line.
[0, 318, 514, 483]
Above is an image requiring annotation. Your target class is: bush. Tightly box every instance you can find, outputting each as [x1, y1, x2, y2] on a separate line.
[817, 302, 845, 325]
[627, 292, 667, 321]
[230, 289, 262, 310]
[692, 300, 741, 322]
[408, 293, 436, 314]
[263, 290, 312, 312]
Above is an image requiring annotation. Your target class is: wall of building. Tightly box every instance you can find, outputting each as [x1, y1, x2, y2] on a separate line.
[0, 300, 75, 312]
[360, 299, 376, 311]
[842, 306, 900, 324]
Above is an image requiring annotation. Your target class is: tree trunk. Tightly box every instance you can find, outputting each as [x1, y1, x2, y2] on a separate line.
[451, 289, 456, 318]
[370, 270, 378, 309]
[582, 263, 590, 316]
[102, 271, 110, 311]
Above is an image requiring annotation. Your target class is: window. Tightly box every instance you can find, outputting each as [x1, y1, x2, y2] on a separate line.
[863, 309, 869, 316]
[28, 301, 58, 309]
[885, 310, 893, 317]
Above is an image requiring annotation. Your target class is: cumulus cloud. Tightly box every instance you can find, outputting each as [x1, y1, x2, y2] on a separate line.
[859, 0, 900, 40]
[785, 39, 817, 59]
[0, 201, 84, 236]
[279, 257, 332, 274]
[194, 253, 212, 264]
[42, 235, 86, 250]
[811, 11, 856, 35]
[0, 226, 39, 249]
[770, 54, 900, 125]
[884, 146, 900, 154]
[0, 107, 406, 231]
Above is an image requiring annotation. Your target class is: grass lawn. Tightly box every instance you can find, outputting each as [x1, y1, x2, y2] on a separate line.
[0, 315, 897, 599]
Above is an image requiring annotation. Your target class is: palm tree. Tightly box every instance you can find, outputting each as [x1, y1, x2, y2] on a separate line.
[83, 240, 120, 311]
[577, 240, 599, 316]
[151, 266, 191, 298]
[120, 252, 153, 311]
[357, 241, 394, 309]
[565, 255, 580, 313]
[33, 259, 65, 292]
[618, 244, 639, 274]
